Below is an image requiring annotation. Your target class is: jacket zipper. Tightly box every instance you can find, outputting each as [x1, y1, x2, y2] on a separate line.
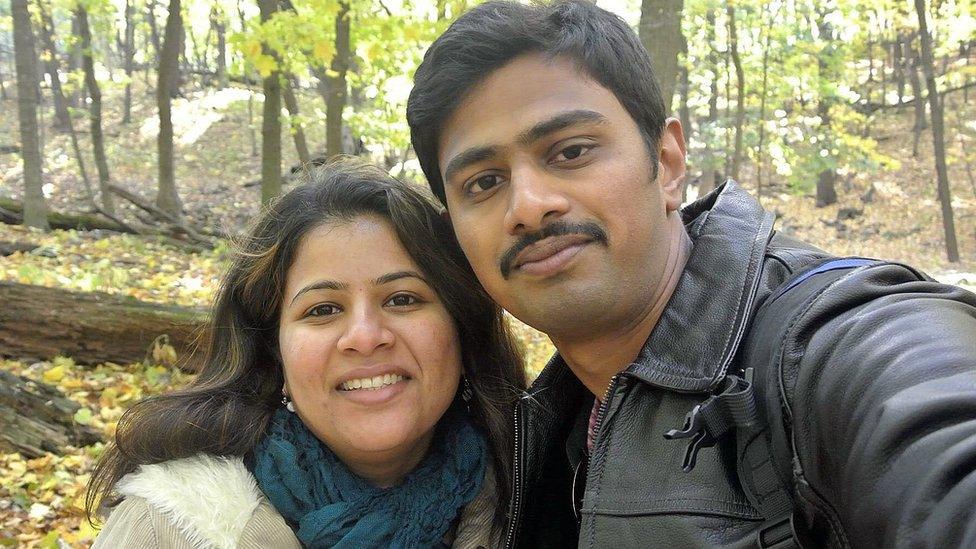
[503, 402, 523, 549]
[580, 374, 621, 524]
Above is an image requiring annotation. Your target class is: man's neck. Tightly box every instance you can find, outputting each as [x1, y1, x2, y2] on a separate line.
[553, 214, 693, 398]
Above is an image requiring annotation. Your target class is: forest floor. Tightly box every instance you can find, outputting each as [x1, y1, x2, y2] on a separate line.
[0, 79, 975, 546]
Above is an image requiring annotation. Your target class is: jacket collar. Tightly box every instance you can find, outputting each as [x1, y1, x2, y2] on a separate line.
[627, 181, 775, 393]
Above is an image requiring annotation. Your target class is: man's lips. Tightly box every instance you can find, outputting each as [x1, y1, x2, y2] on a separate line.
[511, 234, 593, 273]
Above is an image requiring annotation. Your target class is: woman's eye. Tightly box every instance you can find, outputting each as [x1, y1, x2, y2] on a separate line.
[386, 294, 420, 307]
[553, 143, 593, 163]
[466, 174, 503, 196]
[306, 304, 340, 317]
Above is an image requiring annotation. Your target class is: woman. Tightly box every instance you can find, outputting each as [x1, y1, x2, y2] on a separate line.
[87, 159, 525, 548]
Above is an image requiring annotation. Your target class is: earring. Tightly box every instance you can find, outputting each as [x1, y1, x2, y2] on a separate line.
[461, 376, 473, 403]
[281, 394, 295, 413]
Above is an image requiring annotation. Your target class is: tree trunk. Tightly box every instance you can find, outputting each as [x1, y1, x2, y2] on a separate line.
[156, 0, 184, 218]
[11, 0, 49, 230]
[36, 4, 93, 201]
[907, 36, 928, 157]
[35, 2, 71, 131]
[283, 79, 311, 167]
[147, 0, 162, 66]
[326, 2, 351, 159]
[69, 13, 84, 108]
[895, 35, 906, 103]
[77, 7, 115, 216]
[815, 17, 837, 207]
[700, 9, 719, 193]
[258, 0, 282, 204]
[756, 3, 774, 199]
[726, 4, 745, 182]
[638, 0, 684, 110]
[213, 8, 228, 89]
[914, 0, 959, 262]
[0, 370, 103, 458]
[123, 0, 136, 123]
[0, 281, 205, 369]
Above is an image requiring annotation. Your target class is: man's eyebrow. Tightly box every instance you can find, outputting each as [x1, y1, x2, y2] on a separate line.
[443, 145, 499, 186]
[517, 109, 607, 146]
[374, 270, 427, 286]
[290, 280, 345, 306]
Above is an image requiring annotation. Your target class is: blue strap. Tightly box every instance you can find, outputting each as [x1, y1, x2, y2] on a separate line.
[780, 258, 876, 294]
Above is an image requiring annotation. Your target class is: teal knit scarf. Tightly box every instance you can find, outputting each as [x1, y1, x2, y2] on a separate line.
[252, 406, 487, 548]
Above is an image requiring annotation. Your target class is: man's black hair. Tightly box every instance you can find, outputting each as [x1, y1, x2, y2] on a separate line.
[407, 0, 667, 205]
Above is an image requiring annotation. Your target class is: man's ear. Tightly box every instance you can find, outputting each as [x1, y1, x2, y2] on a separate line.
[657, 117, 687, 213]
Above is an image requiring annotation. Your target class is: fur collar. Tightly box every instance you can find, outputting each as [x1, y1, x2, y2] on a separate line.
[116, 454, 264, 549]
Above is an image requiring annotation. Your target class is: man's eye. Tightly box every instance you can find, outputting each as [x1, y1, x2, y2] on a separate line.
[307, 304, 340, 317]
[465, 174, 503, 196]
[552, 144, 593, 163]
[386, 294, 420, 307]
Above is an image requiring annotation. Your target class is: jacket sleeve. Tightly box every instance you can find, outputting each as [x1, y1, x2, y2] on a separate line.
[789, 266, 976, 548]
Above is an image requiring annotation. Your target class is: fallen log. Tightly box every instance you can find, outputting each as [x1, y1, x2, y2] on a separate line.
[0, 241, 38, 256]
[0, 281, 206, 370]
[0, 197, 133, 233]
[106, 184, 215, 248]
[0, 369, 103, 457]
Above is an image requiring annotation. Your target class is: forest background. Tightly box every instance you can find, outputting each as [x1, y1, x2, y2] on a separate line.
[0, 0, 975, 545]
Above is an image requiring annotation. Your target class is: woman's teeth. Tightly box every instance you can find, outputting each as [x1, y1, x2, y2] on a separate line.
[339, 374, 405, 391]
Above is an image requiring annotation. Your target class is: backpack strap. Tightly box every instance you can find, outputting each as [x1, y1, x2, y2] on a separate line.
[664, 257, 879, 549]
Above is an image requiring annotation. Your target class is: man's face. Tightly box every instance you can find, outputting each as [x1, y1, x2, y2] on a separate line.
[437, 53, 686, 338]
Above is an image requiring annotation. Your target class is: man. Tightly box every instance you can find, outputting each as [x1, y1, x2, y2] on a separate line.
[407, 1, 976, 547]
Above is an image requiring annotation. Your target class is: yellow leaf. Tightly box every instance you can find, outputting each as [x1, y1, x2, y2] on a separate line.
[254, 54, 277, 78]
[242, 39, 262, 59]
[43, 365, 66, 383]
[313, 41, 335, 64]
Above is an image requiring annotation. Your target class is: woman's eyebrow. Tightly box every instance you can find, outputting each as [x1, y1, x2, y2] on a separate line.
[290, 279, 345, 306]
[374, 270, 427, 285]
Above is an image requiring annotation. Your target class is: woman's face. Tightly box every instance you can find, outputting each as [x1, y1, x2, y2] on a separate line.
[278, 215, 462, 469]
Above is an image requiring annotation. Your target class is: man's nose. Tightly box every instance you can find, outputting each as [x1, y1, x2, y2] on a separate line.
[504, 165, 571, 235]
[337, 308, 395, 355]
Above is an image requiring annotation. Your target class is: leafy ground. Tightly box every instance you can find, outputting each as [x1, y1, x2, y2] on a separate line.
[0, 81, 975, 546]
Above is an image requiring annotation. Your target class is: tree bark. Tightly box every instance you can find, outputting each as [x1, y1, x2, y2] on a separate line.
[146, 0, 162, 66]
[700, 9, 719, 193]
[35, 2, 71, 131]
[156, 0, 184, 219]
[326, 2, 351, 159]
[816, 17, 838, 207]
[77, 7, 115, 216]
[907, 36, 929, 157]
[0, 370, 102, 458]
[258, 0, 282, 204]
[726, 4, 745, 182]
[756, 3, 774, 199]
[914, 0, 959, 262]
[0, 281, 205, 369]
[212, 7, 228, 89]
[11, 0, 49, 230]
[34, 6, 94, 204]
[638, 0, 684, 110]
[283, 79, 311, 167]
[123, 0, 136, 123]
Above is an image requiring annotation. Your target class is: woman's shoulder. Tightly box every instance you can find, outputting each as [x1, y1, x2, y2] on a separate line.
[93, 454, 300, 549]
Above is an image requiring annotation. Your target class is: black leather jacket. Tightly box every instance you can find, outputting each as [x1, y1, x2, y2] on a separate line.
[504, 183, 976, 548]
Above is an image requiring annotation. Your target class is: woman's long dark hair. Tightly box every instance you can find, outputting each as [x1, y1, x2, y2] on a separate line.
[87, 158, 526, 530]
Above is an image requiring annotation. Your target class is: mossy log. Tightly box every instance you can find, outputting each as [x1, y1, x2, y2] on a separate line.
[0, 197, 132, 233]
[0, 281, 206, 370]
[0, 369, 102, 457]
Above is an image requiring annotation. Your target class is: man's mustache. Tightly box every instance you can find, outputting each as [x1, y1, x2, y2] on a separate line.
[500, 221, 609, 279]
